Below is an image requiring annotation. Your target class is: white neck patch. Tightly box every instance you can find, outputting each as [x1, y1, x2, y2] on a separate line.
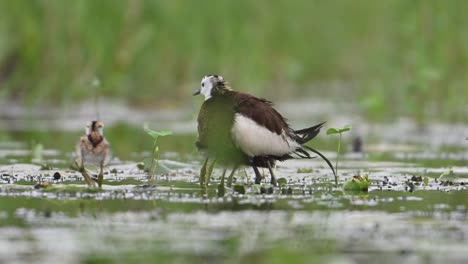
[200, 76, 215, 101]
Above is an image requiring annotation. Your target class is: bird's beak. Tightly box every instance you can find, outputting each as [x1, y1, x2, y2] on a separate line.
[193, 89, 201, 96]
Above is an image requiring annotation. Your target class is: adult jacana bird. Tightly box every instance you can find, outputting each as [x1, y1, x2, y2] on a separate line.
[193, 75, 335, 186]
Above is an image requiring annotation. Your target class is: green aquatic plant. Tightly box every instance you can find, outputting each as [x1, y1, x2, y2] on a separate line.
[423, 177, 429, 186]
[326, 125, 351, 185]
[31, 142, 43, 162]
[343, 175, 370, 191]
[438, 169, 458, 185]
[277, 178, 287, 187]
[144, 125, 173, 181]
[297, 168, 314, 173]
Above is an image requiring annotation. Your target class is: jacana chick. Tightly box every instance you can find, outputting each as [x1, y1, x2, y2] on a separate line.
[75, 120, 111, 188]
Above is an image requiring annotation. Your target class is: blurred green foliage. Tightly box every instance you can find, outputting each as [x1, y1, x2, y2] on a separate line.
[0, 0, 467, 121]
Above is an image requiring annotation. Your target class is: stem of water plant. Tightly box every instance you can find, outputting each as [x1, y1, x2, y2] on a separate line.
[336, 134, 341, 179]
[149, 138, 158, 181]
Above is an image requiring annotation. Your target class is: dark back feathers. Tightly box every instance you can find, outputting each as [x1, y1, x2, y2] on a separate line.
[232, 91, 291, 136]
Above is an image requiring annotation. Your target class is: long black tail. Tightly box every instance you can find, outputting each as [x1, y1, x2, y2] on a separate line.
[295, 122, 326, 144]
[294, 122, 337, 184]
[303, 145, 336, 183]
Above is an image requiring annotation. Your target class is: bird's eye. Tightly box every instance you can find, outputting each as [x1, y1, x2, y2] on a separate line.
[202, 83, 205, 87]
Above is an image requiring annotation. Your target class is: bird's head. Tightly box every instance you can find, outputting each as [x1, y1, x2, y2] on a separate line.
[193, 75, 230, 100]
[85, 121, 104, 136]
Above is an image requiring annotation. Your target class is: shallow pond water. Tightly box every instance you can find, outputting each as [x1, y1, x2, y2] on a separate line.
[1, 106, 468, 263]
[0, 144, 467, 263]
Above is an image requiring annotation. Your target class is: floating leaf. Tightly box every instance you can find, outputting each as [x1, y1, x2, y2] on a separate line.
[297, 168, 314, 173]
[439, 169, 458, 181]
[277, 178, 287, 187]
[423, 177, 429, 186]
[137, 163, 145, 170]
[343, 175, 369, 191]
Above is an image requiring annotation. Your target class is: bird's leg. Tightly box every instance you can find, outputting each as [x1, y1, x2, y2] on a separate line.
[206, 159, 216, 185]
[253, 166, 262, 184]
[218, 168, 227, 197]
[220, 168, 227, 186]
[80, 166, 94, 187]
[267, 161, 277, 187]
[97, 161, 104, 189]
[227, 165, 238, 188]
[79, 151, 95, 187]
[200, 158, 209, 187]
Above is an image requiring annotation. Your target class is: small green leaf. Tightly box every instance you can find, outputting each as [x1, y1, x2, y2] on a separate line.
[338, 125, 352, 133]
[155, 130, 173, 137]
[326, 128, 340, 135]
[343, 175, 369, 191]
[277, 178, 287, 187]
[297, 167, 314, 173]
[137, 163, 145, 170]
[423, 177, 429, 186]
[327, 125, 352, 135]
[439, 169, 458, 181]
[146, 129, 173, 139]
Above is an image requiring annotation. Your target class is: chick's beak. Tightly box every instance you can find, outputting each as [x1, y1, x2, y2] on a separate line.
[193, 89, 201, 96]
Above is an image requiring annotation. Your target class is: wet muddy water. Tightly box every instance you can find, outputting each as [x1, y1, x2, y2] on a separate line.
[1, 103, 468, 263]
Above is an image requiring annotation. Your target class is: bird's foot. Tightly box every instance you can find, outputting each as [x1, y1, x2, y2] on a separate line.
[255, 176, 262, 185]
[206, 159, 216, 184]
[217, 183, 225, 197]
[227, 177, 233, 188]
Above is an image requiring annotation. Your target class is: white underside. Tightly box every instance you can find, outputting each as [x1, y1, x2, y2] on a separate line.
[231, 114, 299, 157]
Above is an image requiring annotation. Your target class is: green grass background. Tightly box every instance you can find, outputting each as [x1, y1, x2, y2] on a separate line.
[1, 0, 467, 121]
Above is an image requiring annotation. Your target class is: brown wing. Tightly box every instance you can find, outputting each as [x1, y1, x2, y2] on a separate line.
[232, 91, 291, 135]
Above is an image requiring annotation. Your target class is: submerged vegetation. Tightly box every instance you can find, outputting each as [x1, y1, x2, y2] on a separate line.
[1, 1, 468, 122]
